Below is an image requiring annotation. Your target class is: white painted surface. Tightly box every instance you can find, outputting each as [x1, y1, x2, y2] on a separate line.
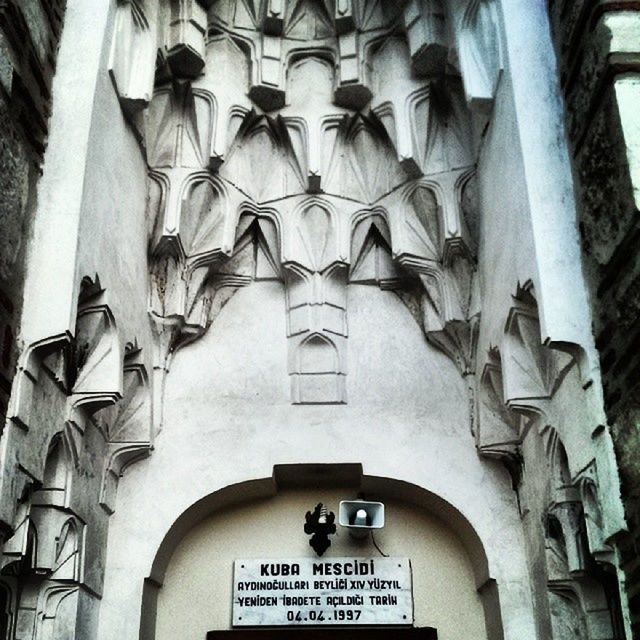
[98, 283, 535, 639]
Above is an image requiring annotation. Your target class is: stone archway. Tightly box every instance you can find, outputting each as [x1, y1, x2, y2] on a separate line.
[140, 465, 504, 640]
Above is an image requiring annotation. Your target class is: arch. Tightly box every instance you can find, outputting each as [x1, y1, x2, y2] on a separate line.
[223, 117, 306, 200]
[285, 46, 337, 70]
[178, 172, 228, 265]
[400, 180, 442, 262]
[283, 1, 335, 39]
[296, 332, 338, 374]
[234, 202, 283, 258]
[280, 116, 310, 182]
[289, 196, 341, 271]
[35, 584, 79, 640]
[36, 434, 71, 508]
[223, 105, 252, 157]
[291, 195, 339, 221]
[363, 31, 404, 75]
[299, 202, 334, 270]
[349, 210, 402, 286]
[224, 32, 258, 72]
[70, 277, 122, 415]
[547, 585, 589, 639]
[371, 101, 397, 150]
[42, 436, 67, 492]
[406, 85, 430, 172]
[224, 211, 281, 281]
[544, 428, 572, 493]
[290, 331, 346, 404]
[350, 206, 390, 235]
[477, 347, 520, 467]
[334, 114, 405, 202]
[427, 77, 474, 173]
[140, 467, 500, 640]
[147, 170, 170, 249]
[147, 85, 216, 169]
[285, 50, 337, 89]
[501, 282, 553, 413]
[351, 212, 391, 250]
[52, 518, 80, 580]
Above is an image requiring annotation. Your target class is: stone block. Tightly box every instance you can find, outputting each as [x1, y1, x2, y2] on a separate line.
[166, 0, 207, 78]
[403, 0, 448, 76]
[564, 11, 640, 144]
[575, 81, 638, 266]
[263, 0, 284, 35]
[109, 0, 157, 116]
[334, 0, 354, 34]
[334, 32, 371, 109]
[249, 35, 285, 110]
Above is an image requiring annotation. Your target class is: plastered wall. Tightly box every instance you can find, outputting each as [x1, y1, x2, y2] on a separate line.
[0, 2, 630, 639]
[155, 490, 487, 640]
[98, 281, 533, 640]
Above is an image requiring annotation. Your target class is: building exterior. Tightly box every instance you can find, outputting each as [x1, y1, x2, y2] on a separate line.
[546, 3, 640, 636]
[0, 1, 637, 639]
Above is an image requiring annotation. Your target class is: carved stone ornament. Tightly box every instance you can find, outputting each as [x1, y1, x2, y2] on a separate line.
[107, 0, 494, 418]
[304, 503, 336, 557]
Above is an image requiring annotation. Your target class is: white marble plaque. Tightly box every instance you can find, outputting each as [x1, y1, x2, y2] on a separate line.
[232, 557, 413, 626]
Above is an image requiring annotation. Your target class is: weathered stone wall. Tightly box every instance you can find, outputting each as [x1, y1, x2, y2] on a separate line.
[0, 0, 65, 423]
[0, 1, 152, 637]
[547, 1, 640, 633]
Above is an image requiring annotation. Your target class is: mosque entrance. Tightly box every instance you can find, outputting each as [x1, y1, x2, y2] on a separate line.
[153, 484, 489, 640]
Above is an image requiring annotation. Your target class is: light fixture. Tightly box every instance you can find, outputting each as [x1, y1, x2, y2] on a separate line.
[338, 499, 385, 539]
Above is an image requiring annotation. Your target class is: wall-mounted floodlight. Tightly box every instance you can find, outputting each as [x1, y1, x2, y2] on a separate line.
[338, 500, 385, 539]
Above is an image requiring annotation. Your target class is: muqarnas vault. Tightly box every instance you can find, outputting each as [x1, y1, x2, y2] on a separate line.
[0, 1, 636, 640]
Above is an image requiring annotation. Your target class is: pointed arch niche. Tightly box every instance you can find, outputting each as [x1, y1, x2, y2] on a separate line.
[140, 467, 504, 640]
[291, 332, 345, 404]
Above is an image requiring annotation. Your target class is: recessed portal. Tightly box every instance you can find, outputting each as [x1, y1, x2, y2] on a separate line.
[154, 489, 487, 640]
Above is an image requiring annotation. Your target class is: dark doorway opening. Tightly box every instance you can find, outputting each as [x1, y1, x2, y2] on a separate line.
[207, 629, 437, 639]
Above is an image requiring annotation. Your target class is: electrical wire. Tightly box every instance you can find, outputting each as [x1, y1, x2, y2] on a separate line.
[371, 530, 389, 557]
